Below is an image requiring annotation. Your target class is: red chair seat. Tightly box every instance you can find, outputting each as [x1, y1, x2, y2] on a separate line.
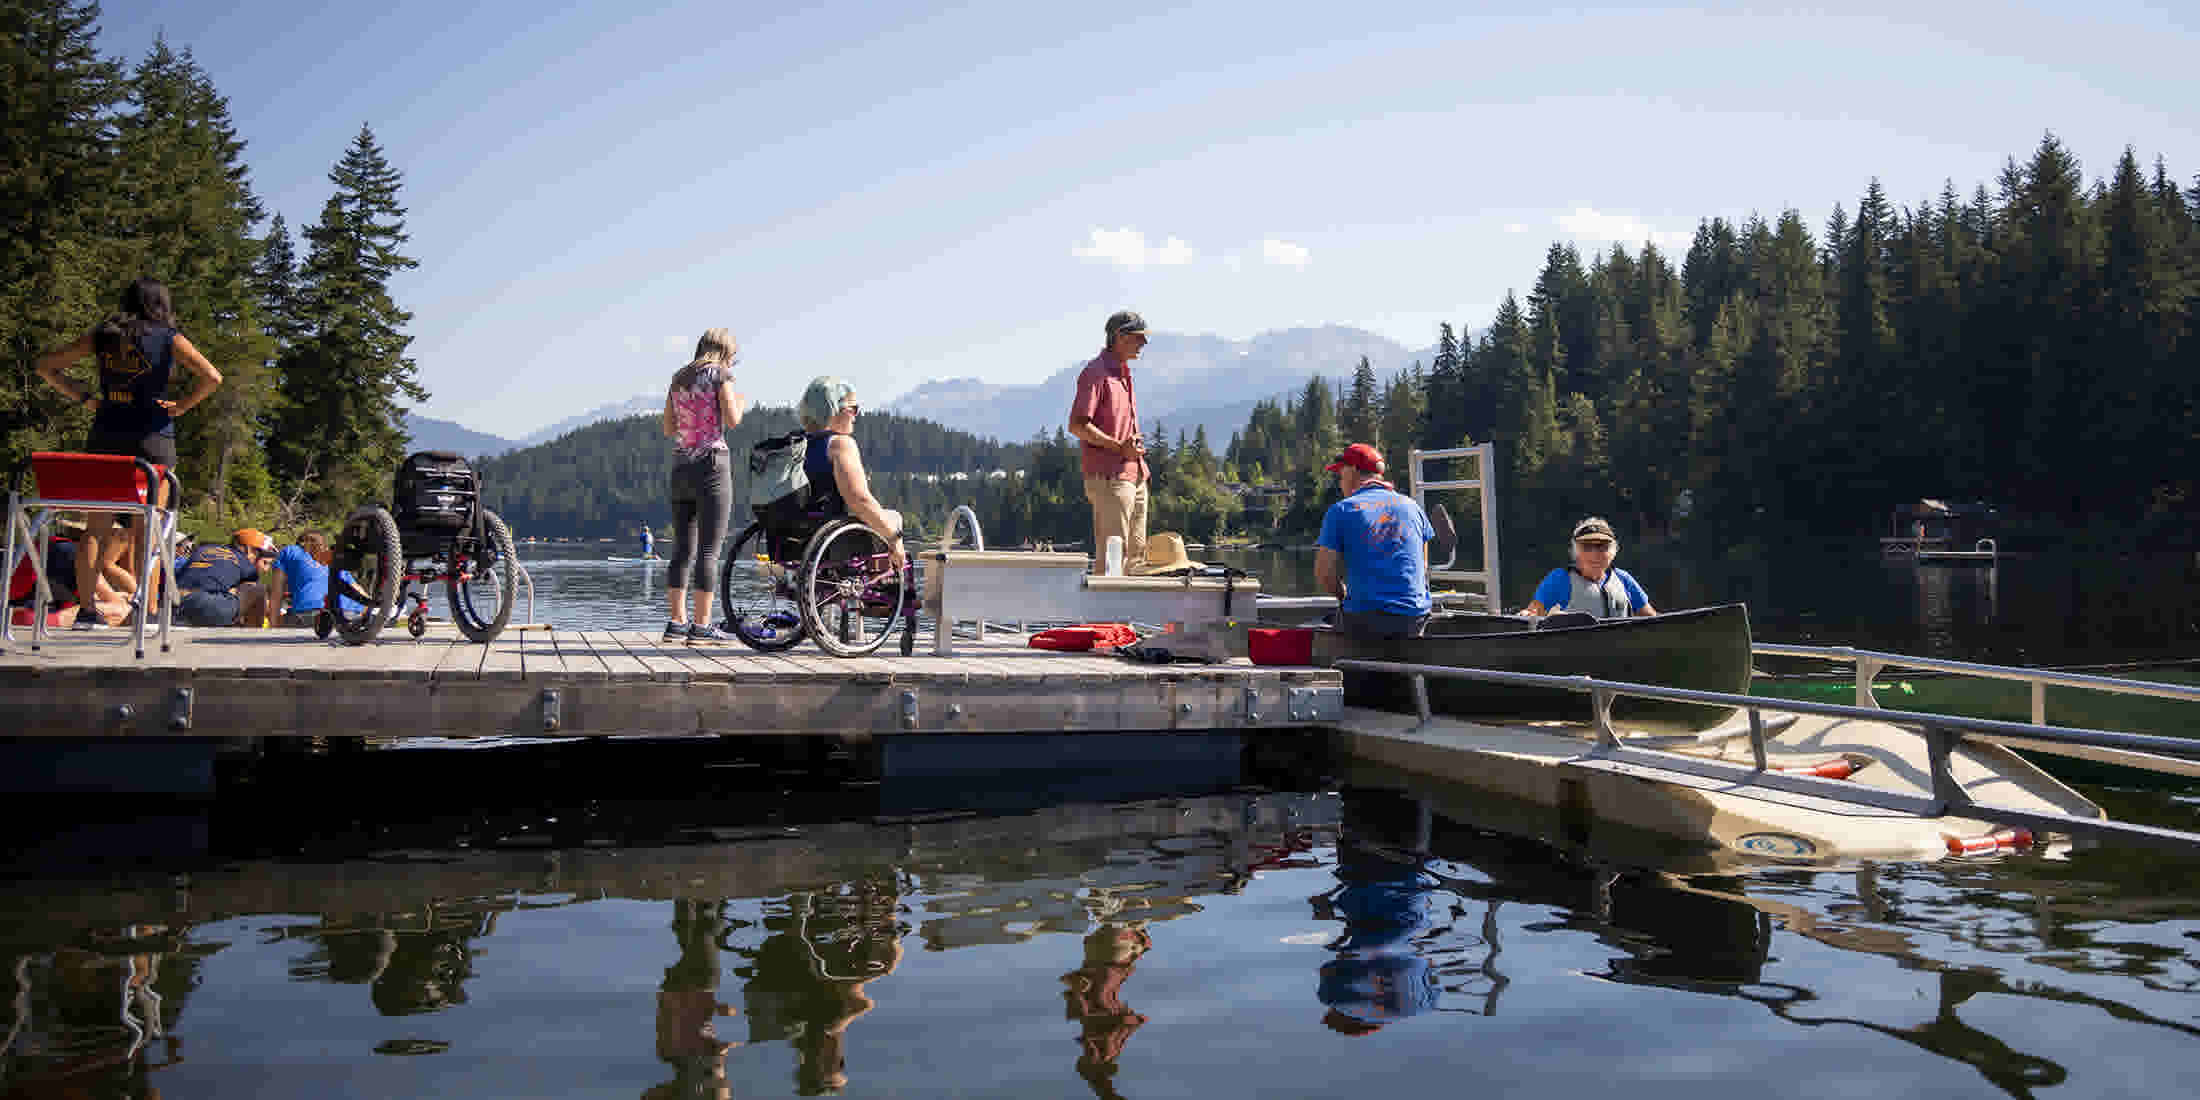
[30, 451, 164, 504]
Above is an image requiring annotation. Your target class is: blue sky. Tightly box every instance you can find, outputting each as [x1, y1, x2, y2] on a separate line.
[101, 1, 2198, 438]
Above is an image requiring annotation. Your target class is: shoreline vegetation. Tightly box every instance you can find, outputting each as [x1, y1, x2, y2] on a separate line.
[6, 1, 2194, 557]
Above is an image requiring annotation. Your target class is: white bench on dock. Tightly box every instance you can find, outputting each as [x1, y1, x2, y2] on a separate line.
[922, 550, 1259, 655]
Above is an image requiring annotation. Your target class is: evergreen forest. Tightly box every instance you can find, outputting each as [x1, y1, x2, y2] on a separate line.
[4, 2, 424, 535]
[6, 0, 2195, 554]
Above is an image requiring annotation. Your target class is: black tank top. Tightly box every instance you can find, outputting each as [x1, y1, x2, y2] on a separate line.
[92, 323, 177, 437]
[803, 431, 848, 518]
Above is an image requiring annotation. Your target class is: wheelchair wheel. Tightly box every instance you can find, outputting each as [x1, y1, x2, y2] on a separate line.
[719, 520, 806, 651]
[449, 508, 518, 643]
[332, 506, 402, 646]
[797, 518, 905, 658]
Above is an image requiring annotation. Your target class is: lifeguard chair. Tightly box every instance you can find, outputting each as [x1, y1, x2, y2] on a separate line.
[4, 452, 183, 657]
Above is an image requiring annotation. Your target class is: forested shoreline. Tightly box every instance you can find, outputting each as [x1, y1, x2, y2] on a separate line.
[4, 2, 423, 535]
[8, 0, 2194, 553]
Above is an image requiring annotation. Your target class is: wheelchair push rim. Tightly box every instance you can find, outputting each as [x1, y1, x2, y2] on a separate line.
[797, 518, 907, 658]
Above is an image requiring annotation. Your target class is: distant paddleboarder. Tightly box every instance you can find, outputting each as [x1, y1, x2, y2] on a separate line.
[639, 523, 656, 560]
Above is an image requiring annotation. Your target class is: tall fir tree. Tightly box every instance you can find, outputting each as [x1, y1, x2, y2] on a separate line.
[271, 124, 426, 515]
[1341, 355, 1379, 450]
[0, 0, 124, 460]
[113, 38, 276, 521]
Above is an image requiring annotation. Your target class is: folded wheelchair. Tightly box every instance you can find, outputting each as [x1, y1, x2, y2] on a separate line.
[322, 451, 518, 645]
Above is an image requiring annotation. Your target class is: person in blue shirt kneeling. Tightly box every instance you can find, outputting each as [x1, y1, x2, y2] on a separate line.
[1315, 443, 1435, 639]
[266, 530, 362, 627]
[1522, 516, 1658, 620]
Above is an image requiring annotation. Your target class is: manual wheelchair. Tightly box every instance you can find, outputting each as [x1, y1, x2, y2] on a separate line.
[320, 450, 519, 645]
[714, 494, 919, 658]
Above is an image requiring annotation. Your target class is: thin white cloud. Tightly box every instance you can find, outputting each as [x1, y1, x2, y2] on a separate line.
[1556, 206, 1691, 253]
[1072, 227, 1195, 270]
[1504, 223, 1529, 234]
[1260, 238, 1311, 269]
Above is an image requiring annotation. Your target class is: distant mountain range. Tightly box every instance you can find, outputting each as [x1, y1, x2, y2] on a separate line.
[407, 325, 1449, 459]
[404, 394, 663, 458]
[886, 325, 1436, 446]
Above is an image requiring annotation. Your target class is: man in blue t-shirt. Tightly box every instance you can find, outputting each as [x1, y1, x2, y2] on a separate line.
[1314, 443, 1435, 638]
[265, 530, 362, 627]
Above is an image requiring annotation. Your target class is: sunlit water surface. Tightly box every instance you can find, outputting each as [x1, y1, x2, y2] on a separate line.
[5, 543, 2198, 1097]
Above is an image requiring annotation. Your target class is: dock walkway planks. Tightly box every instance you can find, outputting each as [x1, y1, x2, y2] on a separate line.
[0, 627, 1337, 737]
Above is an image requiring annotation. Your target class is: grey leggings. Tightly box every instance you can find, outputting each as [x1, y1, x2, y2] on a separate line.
[667, 450, 731, 592]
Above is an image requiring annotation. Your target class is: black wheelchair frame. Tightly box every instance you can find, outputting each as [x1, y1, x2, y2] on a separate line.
[715, 498, 918, 658]
[322, 451, 519, 646]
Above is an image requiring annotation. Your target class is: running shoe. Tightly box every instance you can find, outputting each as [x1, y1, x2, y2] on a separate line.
[686, 623, 735, 645]
[662, 620, 689, 642]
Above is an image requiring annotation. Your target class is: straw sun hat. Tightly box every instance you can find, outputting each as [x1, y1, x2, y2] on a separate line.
[1141, 532, 1202, 576]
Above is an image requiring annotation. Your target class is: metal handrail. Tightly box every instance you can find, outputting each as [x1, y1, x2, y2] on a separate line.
[515, 560, 536, 626]
[1330, 657, 2200, 852]
[942, 504, 986, 638]
[1754, 642, 2200, 723]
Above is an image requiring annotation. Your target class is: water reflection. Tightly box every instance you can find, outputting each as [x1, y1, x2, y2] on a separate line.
[0, 925, 186, 1098]
[734, 877, 907, 1096]
[1313, 838, 1442, 1035]
[1326, 775, 2200, 1099]
[1059, 924, 1149, 1099]
[6, 772, 2200, 1098]
[653, 898, 737, 1100]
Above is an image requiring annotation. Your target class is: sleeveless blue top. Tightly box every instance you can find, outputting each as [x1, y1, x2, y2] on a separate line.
[804, 431, 847, 517]
[92, 323, 177, 437]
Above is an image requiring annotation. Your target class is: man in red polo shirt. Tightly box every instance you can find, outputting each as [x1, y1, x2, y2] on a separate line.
[1067, 310, 1151, 574]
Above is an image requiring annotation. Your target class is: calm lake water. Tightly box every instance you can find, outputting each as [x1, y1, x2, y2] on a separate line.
[5, 540, 2198, 1098]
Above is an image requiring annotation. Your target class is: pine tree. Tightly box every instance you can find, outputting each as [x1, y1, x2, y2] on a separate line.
[1378, 365, 1424, 493]
[0, 0, 124, 459]
[1421, 323, 1464, 449]
[254, 213, 304, 349]
[113, 38, 276, 521]
[1340, 355, 1379, 449]
[271, 125, 426, 515]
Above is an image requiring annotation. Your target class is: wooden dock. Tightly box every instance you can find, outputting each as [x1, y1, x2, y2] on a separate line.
[0, 626, 1341, 738]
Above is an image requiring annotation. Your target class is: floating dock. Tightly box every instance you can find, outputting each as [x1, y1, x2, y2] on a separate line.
[0, 627, 1341, 738]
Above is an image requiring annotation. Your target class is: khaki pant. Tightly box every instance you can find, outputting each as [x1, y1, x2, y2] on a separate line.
[1083, 476, 1148, 574]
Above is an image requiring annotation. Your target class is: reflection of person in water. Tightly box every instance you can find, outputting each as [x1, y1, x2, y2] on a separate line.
[1060, 923, 1152, 1100]
[645, 898, 738, 1100]
[735, 876, 905, 1096]
[366, 925, 477, 1017]
[1314, 837, 1441, 1036]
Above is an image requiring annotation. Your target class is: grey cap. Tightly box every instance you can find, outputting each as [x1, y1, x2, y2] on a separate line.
[1104, 310, 1148, 338]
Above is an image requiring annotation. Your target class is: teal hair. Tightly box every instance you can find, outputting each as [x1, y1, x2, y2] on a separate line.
[799, 376, 855, 430]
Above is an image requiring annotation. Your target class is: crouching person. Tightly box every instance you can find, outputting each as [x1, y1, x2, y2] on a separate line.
[175, 528, 277, 627]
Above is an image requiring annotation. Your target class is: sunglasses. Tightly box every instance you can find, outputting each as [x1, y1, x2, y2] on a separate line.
[842, 403, 861, 415]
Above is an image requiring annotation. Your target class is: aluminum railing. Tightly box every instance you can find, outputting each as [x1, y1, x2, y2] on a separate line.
[1330, 657, 2200, 852]
[1754, 642, 2200, 723]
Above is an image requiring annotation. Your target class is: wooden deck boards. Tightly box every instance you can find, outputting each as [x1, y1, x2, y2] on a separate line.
[0, 627, 1338, 737]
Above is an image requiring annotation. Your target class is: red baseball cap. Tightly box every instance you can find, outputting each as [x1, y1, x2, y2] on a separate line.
[1324, 443, 1384, 474]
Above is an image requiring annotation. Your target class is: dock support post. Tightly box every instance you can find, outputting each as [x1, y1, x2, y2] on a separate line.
[1854, 655, 1885, 710]
[1747, 707, 1767, 772]
[1410, 674, 1431, 728]
[2030, 682, 2046, 726]
[1920, 722, 1965, 816]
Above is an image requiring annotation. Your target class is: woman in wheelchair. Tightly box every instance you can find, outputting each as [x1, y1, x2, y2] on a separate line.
[799, 377, 904, 570]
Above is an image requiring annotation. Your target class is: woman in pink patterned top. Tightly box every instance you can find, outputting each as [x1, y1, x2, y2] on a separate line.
[657, 328, 747, 643]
